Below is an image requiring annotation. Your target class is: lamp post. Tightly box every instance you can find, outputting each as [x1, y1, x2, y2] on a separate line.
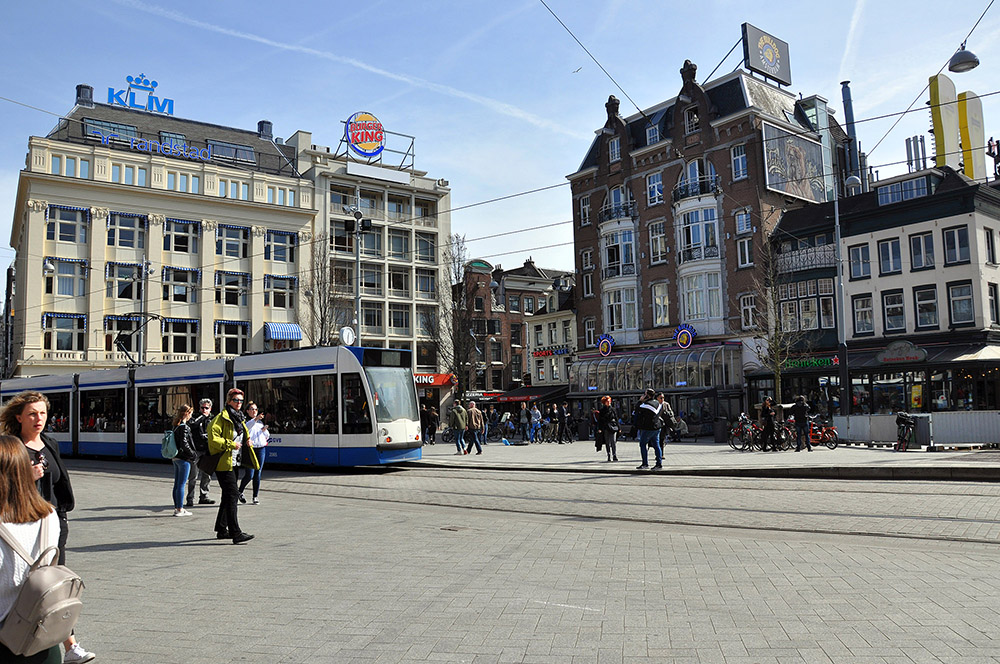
[343, 206, 371, 343]
[834, 175, 863, 417]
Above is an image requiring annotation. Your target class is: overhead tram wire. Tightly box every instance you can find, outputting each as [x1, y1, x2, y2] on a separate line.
[700, 38, 744, 86]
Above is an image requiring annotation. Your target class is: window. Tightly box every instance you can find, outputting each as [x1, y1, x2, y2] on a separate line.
[882, 291, 905, 332]
[360, 226, 383, 258]
[264, 276, 294, 309]
[820, 297, 835, 329]
[731, 144, 748, 180]
[987, 229, 997, 264]
[524, 296, 535, 314]
[46, 207, 88, 244]
[800, 298, 819, 330]
[877, 177, 928, 205]
[160, 131, 186, 143]
[488, 319, 501, 336]
[948, 282, 975, 325]
[415, 233, 435, 262]
[582, 273, 593, 297]
[166, 171, 191, 192]
[910, 232, 934, 270]
[162, 267, 197, 303]
[534, 324, 543, 346]
[944, 226, 970, 265]
[417, 306, 436, 337]
[684, 106, 699, 134]
[510, 353, 522, 381]
[388, 229, 409, 260]
[43, 315, 86, 351]
[510, 323, 522, 346]
[508, 295, 521, 312]
[649, 222, 668, 264]
[646, 173, 663, 205]
[604, 288, 636, 332]
[550, 357, 560, 381]
[216, 225, 249, 258]
[332, 221, 354, 253]
[584, 319, 596, 347]
[562, 320, 572, 343]
[737, 237, 753, 267]
[388, 268, 410, 298]
[107, 213, 145, 249]
[104, 316, 135, 353]
[218, 179, 250, 201]
[207, 139, 255, 163]
[332, 262, 353, 293]
[680, 272, 721, 320]
[740, 294, 757, 330]
[646, 124, 659, 145]
[83, 118, 139, 141]
[849, 244, 871, 278]
[536, 359, 545, 382]
[45, 260, 87, 297]
[161, 320, 198, 355]
[652, 282, 670, 327]
[362, 302, 384, 334]
[215, 272, 249, 306]
[490, 340, 503, 364]
[679, 208, 718, 261]
[915, 287, 939, 328]
[579, 196, 591, 226]
[818, 278, 834, 296]
[735, 209, 752, 234]
[264, 232, 296, 263]
[388, 304, 410, 335]
[106, 264, 142, 301]
[608, 136, 620, 162]
[548, 322, 557, 344]
[878, 238, 902, 275]
[781, 301, 798, 332]
[387, 196, 410, 221]
[853, 295, 874, 334]
[50, 155, 61, 175]
[415, 269, 436, 300]
[79, 160, 90, 179]
[163, 219, 199, 254]
[990, 283, 1000, 325]
[603, 230, 635, 274]
[475, 297, 485, 312]
[215, 322, 249, 355]
[581, 249, 594, 270]
[361, 264, 382, 296]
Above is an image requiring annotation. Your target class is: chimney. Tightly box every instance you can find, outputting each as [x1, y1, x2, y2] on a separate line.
[840, 81, 861, 181]
[257, 120, 273, 140]
[75, 84, 94, 108]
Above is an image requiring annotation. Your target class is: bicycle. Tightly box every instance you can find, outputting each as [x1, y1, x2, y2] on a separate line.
[894, 412, 915, 451]
[728, 413, 755, 451]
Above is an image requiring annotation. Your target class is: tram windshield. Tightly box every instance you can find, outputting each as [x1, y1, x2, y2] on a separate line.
[363, 367, 419, 423]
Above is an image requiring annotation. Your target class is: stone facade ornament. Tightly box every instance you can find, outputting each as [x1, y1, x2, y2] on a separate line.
[27, 199, 48, 212]
[90, 207, 109, 221]
[252, 225, 266, 237]
[298, 231, 312, 242]
[201, 219, 218, 232]
[148, 213, 165, 226]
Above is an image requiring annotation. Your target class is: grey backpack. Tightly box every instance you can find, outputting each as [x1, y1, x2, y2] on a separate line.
[0, 517, 84, 656]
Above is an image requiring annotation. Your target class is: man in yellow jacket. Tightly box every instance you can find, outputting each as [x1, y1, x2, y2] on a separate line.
[207, 388, 258, 544]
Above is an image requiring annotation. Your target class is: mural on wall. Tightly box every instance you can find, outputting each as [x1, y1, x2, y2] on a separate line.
[762, 122, 825, 203]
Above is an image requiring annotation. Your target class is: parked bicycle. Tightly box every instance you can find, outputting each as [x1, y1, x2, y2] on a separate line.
[894, 411, 915, 452]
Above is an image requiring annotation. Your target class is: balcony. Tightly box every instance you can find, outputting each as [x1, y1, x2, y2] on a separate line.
[597, 201, 636, 224]
[602, 263, 637, 279]
[43, 350, 85, 362]
[672, 176, 720, 203]
[679, 244, 720, 264]
[776, 245, 837, 274]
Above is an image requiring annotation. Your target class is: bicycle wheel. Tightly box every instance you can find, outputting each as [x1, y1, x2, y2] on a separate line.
[728, 430, 740, 450]
[487, 426, 502, 442]
[824, 430, 838, 449]
[442, 429, 453, 444]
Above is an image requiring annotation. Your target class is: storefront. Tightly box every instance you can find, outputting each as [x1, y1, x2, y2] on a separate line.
[414, 373, 457, 412]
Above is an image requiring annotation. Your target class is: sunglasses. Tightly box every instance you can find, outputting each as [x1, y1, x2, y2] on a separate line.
[231, 398, 244, 403]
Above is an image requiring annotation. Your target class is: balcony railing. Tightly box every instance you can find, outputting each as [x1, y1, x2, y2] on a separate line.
[776, 245, 837, 274]
[602, 263, 637, 279]
[43, 350, 85, 362]
[671, 176, 720, 203]
[679, 244, 720, 264]
[597, 201, 636, 224]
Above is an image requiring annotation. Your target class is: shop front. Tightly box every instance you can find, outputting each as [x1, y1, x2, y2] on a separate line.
[414, 373, 457, 413]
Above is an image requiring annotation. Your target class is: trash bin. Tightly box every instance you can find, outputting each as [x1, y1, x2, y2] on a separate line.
[714, 417, 728, 444]
[910, 414, 931, 447]
[577, 420, 590, 440]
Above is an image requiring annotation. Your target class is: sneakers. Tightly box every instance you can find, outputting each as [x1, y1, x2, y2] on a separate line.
[198, 496, 216, 505]
[232, 532, 255, 545]
[252, 497, 260, 505]
[173, 508, 193, 517]
[613, 456, 619, 461]
[636, 464, 649, 470]
[239, 493, 247, 504]
[651, 464, 663, 471]
[184, 499, 194, 508]
[64, 643, 96, 664]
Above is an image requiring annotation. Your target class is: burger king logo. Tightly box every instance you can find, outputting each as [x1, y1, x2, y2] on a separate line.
[346, 111, 385, 158]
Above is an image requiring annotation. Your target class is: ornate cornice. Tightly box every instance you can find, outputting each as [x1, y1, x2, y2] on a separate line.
[27, 199, 48, 212]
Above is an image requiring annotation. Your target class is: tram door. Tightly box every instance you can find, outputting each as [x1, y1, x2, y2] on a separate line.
[339, 372, 375, 466]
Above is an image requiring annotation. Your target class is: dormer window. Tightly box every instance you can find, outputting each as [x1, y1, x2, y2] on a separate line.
[684, 107, 700, 134]
[646, 125, 659, 146]
[877, 177, 928, 205]
[608, 137, 620, 163]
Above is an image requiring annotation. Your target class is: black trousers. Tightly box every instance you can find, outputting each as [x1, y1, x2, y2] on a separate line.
[214, 469, 242, 536]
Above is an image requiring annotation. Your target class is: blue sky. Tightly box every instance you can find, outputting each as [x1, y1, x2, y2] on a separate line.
[1, 0, 998, 272]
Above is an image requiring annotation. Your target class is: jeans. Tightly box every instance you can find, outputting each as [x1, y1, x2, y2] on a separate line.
[795, 424, 810, 450]
[638, 429, 662, 466]
[452, 428, 465, 453]
[530, 422, 540, 442]
[239, 446, 266, 498]
[425, 426, 436, 443]
[172, 458, 191, 509]
[186, 460, 212, 502]
[214, 469, 242, 536]
[520, 422, 529, 441]
[465, 430, 483, 454]
[603, 430, 618, 460]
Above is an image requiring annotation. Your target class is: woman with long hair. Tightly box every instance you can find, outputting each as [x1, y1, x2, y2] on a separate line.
[597, 395, 619, 462]
[0, 392, 94, 663]
[170, 404, 197, 517]
[237, 402, 269, 505]
[0, 434, 62, 663]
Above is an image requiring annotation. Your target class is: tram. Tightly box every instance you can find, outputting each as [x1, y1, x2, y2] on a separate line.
[0, 346, 423, 467]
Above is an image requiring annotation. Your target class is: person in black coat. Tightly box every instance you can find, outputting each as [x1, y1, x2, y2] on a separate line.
[759, 396, 778, 452]
[790, 395, 812, 451]
[596, 396, 619, 462]
[186, 398, 215, 507]
[171, 404, 198, 516]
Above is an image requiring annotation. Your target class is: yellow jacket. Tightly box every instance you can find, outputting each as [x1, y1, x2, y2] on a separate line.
[207, 409, 259, 472]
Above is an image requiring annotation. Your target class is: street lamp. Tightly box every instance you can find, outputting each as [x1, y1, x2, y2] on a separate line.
[342, 205, 371, 343]
[834, 174, 863, 417]
[948, 40, 980, 73]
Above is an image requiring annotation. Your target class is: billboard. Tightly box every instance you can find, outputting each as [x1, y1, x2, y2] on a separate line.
[742, 23, 791, 86]
[762, 122, 825, 203]
[959, 91, 986, 180]
[929, 74, 960, 169]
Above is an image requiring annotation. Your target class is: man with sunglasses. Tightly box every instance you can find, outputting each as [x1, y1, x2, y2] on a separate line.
[206, 388, 258, 544]
[185, 398, 216, 508]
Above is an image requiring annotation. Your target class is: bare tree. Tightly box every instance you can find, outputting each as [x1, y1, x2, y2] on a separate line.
[434, 233, 479, 384]
[299, 233, 354, 346]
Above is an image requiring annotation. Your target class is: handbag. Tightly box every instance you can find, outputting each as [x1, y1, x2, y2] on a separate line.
[197, 451, 223, 475]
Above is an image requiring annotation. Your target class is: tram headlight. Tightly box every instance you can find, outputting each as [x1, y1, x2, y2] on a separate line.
[380, 427, 388, 438]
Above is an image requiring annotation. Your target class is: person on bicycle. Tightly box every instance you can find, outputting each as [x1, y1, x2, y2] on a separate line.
[759, 396, 778, 452]
[790, 395, 812, 452]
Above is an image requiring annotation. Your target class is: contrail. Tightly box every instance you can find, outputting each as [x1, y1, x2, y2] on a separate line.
[112, 0, 587, 139]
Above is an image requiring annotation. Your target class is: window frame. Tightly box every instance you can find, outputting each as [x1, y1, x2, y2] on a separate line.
[943, 225, 970, 266]
[852, 294, 874, 336]
[608, 136, 620, 163]
[849, 243, 871, 279]
[646, 173, 663, 206]
[881, 289, 906, 333]
[910, 232, 934, 271]
[914, 286, 939, 330]
[731, 144, 748, 180]
[264, 276, 295, 309]
[651, 282, 670, 327]
[947, 280, 975, 327]
[878, 238, 902, 275]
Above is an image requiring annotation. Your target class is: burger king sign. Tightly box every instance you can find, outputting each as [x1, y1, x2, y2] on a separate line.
[346, 111, 386, 158]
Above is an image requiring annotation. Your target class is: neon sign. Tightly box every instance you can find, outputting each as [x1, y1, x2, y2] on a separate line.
[597, 334, 616, 357]
[346, 111, 385, 158]
[107, 74, 174, 115]
[90, 130, 212, 162]
[673, 324, 697, 349]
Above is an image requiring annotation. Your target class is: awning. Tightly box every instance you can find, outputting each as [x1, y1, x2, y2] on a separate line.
[414, 373, 457, 387]
[497, 384, 569, 403]
[264, 322, 302, 341]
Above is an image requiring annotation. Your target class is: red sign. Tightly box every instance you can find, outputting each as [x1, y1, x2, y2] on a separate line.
[413, 373, 455, 387]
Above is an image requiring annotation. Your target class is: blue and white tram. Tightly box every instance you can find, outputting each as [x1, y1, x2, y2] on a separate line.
[0, 346, 423, 467]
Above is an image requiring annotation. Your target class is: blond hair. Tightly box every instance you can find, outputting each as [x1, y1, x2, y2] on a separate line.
[0, 435, 55, 523]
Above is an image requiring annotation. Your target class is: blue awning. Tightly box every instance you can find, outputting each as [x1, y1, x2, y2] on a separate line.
[264, 322, 302, 341]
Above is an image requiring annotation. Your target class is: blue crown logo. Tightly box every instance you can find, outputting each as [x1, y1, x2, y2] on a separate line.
[126, 74, 158, 93]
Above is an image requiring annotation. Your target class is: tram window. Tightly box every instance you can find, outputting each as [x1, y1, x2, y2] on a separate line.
[237, 376, 312, 434]
[313, 374, 338, 434]
[45, 392, 71, 433]
[341, 373, 372, 435]
[137, 384, 216, 433]
[80, 389, 125, 432]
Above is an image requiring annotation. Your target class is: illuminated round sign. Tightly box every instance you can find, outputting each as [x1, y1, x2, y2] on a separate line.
[756, 35, 782, 77]
[597, 334, 616, 357]
[673, 324, 697, 349]
[346, 112, 385, 158]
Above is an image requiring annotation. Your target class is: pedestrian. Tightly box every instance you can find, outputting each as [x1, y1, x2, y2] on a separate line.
[656, 393, 675, 447]
[530, 404, 542, 442]
[419, 404, 430, 443]
[759, 396, 778, 452]
[237, 401, 270, 505]
[557, 401, 570, 444]
[597, 395, 619, 462]
[447, 402, 468, 455]
[170, 404, 197, 517]
[185, 398, 215, 508]
[205, 388, 257, 544]
[0, 391, 96, 663]
[465, 400, 484, 455]
[0, 434, 64, 664]
[426, 407, 439, 444]
[791, 395, 812, 452]
[519, 403, 530, 442]
[634, 388, 663, 470]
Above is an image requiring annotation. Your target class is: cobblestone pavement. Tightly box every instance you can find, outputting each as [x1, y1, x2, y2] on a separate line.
[62, 454, 1000, 663]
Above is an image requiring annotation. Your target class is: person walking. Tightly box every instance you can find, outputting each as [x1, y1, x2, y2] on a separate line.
[791, 395, 812, 452]
[597, 396, 619, 462]
[206, 388, 257, 544]
[530, 404, 542, 443]
[447, 402, 468, 455]
[426, 407, 439, 444]
[519, 403, 530, 442]
[759, 396, 778, 452]
[237, 402, 270, 505]
[634, 388, 664, 470]
[656, 393, 675, 448]
[0, 392, 95, 663]
[556, 402, 570, 444]
[465, 401, 484, 455]
[419, 405, 430, 444]
[0, 434, 64, 664]
[185, 398, 215, 508]
[170, 404, 197, 517]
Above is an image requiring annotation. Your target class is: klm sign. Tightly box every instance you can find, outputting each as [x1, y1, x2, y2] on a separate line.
[107, 74, 174, 115]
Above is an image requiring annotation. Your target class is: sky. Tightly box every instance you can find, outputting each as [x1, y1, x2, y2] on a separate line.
[1, 0, 998, 273]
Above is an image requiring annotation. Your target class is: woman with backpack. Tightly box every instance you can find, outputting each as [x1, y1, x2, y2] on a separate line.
[0, 392, 95, 663]
[170, 405, 197, 517]
[0, 434, 63, 663]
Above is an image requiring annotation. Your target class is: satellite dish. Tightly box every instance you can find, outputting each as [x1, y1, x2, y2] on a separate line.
[339, 326, 357, 346]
